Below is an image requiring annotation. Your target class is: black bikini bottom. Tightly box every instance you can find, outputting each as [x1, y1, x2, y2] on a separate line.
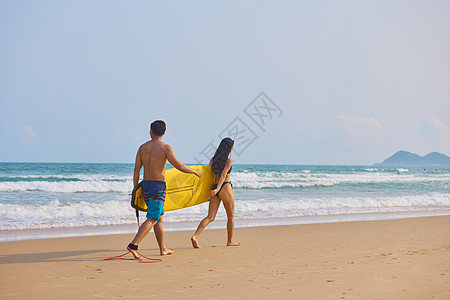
[212, 181, 232, 197]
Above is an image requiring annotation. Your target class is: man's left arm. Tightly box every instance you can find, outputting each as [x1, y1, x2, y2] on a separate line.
[166, 145, 202, 178]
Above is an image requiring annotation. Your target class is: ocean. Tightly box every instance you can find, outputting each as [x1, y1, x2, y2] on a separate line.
[1, 163, 449, 241]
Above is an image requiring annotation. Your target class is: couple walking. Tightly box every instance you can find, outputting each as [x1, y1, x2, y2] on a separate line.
[127, 120, 239, 259]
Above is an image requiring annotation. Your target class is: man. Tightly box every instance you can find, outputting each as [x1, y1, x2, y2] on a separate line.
[127, 120, 202, 258]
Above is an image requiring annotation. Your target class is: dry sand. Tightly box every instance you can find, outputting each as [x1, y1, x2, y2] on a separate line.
[1, 216, 449, 299]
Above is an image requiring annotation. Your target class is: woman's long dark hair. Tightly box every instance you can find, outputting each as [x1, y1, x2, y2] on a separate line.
[211, 138, 234, 175]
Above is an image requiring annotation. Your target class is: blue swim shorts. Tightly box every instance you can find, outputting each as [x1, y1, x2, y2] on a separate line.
[142, 180, 166, 221]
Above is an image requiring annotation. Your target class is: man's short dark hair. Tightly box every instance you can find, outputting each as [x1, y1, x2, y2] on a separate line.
[150, 120, 166, 136]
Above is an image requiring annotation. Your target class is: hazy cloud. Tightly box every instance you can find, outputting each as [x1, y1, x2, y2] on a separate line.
[0, 117, 38, 144]
[338, 116, 387, 150]
[417, 115, 449, 153]
[22, 126, 37, 139]
[117, 128, 141, 143]
[1, 118, 11, 127]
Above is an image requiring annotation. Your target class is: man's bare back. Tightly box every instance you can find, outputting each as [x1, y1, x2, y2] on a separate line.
[134, 135, 202, 187]
[136, 140, 169, 182]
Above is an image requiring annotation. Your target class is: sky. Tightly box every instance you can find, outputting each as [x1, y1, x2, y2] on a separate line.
[1, 0, 449, 165]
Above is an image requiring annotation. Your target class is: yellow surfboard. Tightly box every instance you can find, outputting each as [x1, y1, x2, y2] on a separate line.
[131, 165, 214, 212]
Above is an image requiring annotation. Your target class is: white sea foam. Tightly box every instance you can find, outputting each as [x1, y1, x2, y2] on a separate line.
[0, 200, 134, 230]
[0, 179, 132, 193]
[2, 174, 130, 181]
[1, 193, 448, 230]
[0, 170, 449, 192]
[230, 171, 450, 189]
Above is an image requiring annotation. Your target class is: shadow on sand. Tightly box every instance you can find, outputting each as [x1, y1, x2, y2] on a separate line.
[0, 249, 112, 264]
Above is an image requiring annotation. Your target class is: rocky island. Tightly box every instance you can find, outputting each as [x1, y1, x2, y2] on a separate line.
[375, 151, 450, 167]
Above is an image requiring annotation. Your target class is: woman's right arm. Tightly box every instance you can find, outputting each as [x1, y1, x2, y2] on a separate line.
[210, 158, 232, 196]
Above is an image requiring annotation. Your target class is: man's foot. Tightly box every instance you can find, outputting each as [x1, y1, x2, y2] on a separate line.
[227, 241, 240, 247]
[160, 248, 174, 256]
[127, 243, 140, 259]
[191, 236, 201, 248]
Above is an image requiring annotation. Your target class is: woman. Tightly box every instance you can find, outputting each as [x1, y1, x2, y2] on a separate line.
[191, 137, 240, 248]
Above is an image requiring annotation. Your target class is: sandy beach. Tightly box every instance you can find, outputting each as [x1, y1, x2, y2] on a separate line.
[1, 216, 449, 299]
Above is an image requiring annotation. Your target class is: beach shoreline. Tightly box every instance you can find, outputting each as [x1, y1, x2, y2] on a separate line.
[1, 215, 449, 299]
[2, 209, 449, 242]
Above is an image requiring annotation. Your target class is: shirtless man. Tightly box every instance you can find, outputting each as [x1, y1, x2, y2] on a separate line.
[127, 120, 202, 258]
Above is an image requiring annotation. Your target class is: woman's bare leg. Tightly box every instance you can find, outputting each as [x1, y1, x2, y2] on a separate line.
[219, 185, 240, 246]
[191, 196, 221, 248]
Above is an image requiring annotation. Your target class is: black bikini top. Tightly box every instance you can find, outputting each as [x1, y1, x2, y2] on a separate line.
[227, 166, 232, 174]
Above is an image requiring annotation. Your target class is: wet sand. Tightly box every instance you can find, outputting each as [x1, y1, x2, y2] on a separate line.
[1, 216, 449, 299]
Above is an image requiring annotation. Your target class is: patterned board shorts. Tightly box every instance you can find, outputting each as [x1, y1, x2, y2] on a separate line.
[142, 180, 166, 221]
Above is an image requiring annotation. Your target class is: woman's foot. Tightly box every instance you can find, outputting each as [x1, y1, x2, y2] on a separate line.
[191, 235, 201, 248]
[160, 247, 174, 256]
[227, 241, 240, 247]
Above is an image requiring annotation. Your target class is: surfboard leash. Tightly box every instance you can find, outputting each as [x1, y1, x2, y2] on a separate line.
[104, 250, 162, 263]
[135, 208, 140, 227]
[103, 214, 162, 263]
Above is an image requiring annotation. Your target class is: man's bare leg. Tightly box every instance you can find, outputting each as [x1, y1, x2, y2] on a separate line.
[127, 218, 157, 259]
[154, 216, 174, 255]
